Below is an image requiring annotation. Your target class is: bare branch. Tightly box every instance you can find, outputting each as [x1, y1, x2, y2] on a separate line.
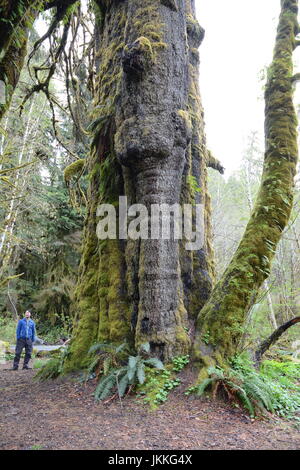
[207, 150, 225, 174]
[255, 316, 300, 364]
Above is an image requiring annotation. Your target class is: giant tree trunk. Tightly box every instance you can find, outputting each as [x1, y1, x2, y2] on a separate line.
[193, 0, 299, 373]
[65, 0, 215, 370]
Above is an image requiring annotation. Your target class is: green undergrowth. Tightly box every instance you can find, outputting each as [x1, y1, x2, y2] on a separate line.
[0, 317, 70, 345]
[137, 355, 190, 410]
[81, 341, 190, 405]
[0, 317, 17, 343]
[186, 353, 300, 419]
[33, 358, 50, 369]
[89, 342, 164, 401]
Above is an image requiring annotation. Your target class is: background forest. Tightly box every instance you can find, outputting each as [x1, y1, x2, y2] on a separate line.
[0, 24, 87, 342]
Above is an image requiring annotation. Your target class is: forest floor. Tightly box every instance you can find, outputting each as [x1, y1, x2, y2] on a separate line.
[1, 359, 300, 450]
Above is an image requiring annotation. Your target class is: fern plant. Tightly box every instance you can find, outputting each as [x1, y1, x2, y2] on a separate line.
[85, 341, 128, 382]
[192, 365, 274, 417]
[94, 342, 164, 401]
[190, 353, 300, 418]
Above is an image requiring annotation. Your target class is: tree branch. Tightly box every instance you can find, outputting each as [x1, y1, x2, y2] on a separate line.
[255, 316, 300, 364]
[207, 150, 225, 174]
[291, 72, 300, 83]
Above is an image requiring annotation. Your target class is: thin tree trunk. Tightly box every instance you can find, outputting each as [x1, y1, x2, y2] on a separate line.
[264, 280, 278, 330]
[0, 99, 35, 259]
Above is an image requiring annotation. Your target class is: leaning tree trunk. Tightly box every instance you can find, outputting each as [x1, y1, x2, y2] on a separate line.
[65, 0, 217, 370]
[193, 0, 299, 375]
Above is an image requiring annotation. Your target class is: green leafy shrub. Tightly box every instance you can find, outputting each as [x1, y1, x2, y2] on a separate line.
[33, 358, 49, 369]
[186, 354, 300, 418]
[171, 355, 190, 372]
[34, 347, 69, 381]
[0, 317, 17, 343]
[85, 341, 128, 382]
[37, 324, 69, 344]
[261, 360, 300, 387]
[139, 355, 190, 408]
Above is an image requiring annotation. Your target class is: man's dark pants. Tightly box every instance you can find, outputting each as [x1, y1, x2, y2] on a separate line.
[13, 338, 33, 369]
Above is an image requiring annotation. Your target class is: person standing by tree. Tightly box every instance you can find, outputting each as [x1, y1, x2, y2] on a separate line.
[12, 310, 36, 370]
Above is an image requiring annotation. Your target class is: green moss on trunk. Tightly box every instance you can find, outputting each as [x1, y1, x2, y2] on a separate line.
[0, 0, 41, 121]
[64, 0, 130, 371]
[194, 0, 299, 370]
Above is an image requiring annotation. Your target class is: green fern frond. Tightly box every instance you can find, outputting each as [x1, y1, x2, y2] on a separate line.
[144, 358, 164, 369]
[117, 373, 130, 398]
[88, 342, 114, 355]
[140, 342, 150, 354]
[196, 378, 214, 396]
[103, 357, 112, 376]
[94, 371, 117, 401]
[116, 342, 128, 354]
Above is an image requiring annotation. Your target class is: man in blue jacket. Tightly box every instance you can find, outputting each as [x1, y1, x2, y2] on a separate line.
[12, 310, 36, 370]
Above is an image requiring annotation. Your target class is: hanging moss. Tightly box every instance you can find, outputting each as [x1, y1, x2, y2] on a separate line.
[0, 28, 28, 122]
[64, 159, 85, 183]
[99, 238, 132, 343]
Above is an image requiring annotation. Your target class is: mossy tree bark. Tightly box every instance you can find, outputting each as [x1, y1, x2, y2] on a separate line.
[0, 0, 78, 122]
[65, 0, 216, 370]
[0, 0, 39, 121]
[193, 0, 299, 374]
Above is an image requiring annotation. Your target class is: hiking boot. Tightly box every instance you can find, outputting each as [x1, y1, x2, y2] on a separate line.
[11, 366, 18, 370]
[22, 366, 31, 370]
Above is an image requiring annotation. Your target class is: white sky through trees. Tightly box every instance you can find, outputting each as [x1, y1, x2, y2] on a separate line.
[196, 0, 300, 175]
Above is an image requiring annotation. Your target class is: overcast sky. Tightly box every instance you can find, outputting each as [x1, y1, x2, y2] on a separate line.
[195, 0, 300, 174]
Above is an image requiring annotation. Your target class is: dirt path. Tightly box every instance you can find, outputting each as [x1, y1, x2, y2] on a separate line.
[1, 361, 299, 450]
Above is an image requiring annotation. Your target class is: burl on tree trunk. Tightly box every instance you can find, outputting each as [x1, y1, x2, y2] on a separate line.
[65, 0, 216, 370]
[193, 0, 299, 376]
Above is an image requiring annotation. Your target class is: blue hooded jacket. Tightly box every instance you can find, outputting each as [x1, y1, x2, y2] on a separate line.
[16, 318, 36, 342]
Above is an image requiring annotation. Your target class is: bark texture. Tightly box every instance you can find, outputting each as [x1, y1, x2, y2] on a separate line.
[193, 0, 299, 374]
[66, 0, 215, 369]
